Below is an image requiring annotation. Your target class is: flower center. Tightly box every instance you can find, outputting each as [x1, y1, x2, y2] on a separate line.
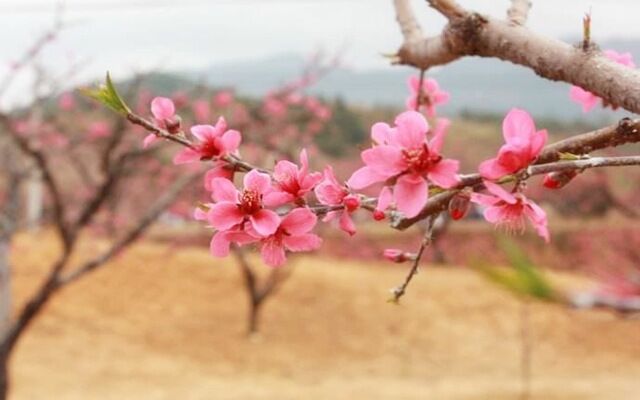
[198, 138, 221, 160]
[402, 143, 441, 174]
[277, 176, 301, 196]
[240, 189, 262, 214]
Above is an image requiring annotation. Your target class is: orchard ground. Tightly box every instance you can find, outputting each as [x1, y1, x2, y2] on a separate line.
[9, 227, 640, 399]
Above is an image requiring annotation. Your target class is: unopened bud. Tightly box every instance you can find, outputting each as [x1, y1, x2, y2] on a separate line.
[448, 189, 471, 220]
[165, 115, 182, 134]
[543, 170, 577, 189]
[372, 210, 385, 221]
[343, 194, 360, 212]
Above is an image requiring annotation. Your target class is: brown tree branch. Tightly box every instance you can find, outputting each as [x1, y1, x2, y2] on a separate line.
[394, 1, 640, 113]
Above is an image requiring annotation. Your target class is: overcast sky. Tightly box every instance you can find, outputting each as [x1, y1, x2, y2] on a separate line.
[1, 0, 639, 106]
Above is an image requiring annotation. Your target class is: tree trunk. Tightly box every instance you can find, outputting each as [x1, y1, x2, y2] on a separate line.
[0, 241, 10, 338]
[25, 171, 43, 231]
[247, 300, 262, 335]
[0, 354, 8, 400]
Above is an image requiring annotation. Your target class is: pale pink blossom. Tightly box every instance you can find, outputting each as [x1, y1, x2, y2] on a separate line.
[570, 49, 635, 112]
[478, 108, 547, 180]
[87, 121, 111, 140]
[264, 149, 323, 206]
[173, 117, 241, 164]
[192, 99, 211, 123]
[214, 91, 234, 108]
[207, 170, 280, 236]
[315, 166, 359, 235]
[470, 181, 549, 242]
[348, 111, 459, 218]
[405, 75, 450, 117]
[383, 249, 410, 263]
[58, 92, 76, 111]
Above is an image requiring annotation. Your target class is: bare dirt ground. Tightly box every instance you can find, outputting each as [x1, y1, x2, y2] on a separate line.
[9, 231, 640, 399]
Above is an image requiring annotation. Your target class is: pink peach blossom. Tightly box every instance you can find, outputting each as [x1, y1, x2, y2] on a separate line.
[214, 91, 234, 108]
[406, 75, 450, 117]
[478, 108, 547, 180]
[264, 149, 323, 206]
[252, 207, 322, 267]
[347, 111, 459, 218]
[207, 170, 280, 236]
[144, 97, 180, 148]
[471, 181, 549, 242]
[192, 99, 211, 123]
[315, 166, 359, 235]
[173, 117, 241, 164]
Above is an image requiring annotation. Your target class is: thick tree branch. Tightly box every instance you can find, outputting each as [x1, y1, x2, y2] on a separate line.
[394, 1, 640, 113]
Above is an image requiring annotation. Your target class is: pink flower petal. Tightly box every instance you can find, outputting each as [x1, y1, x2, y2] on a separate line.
[470, 192, 500, 207]
[283, 233, 322, 252]
[502, 108, 535, 145]
[395, 111, 428, 149]
[484, 181, 517, 204]
[173, 148, 201, 165]
[427, 158, 459, 188]
[260, 239, 287, 267]
[151, 97, 175, 120]
[371, 122, 393, 145]
[263, 191, 295, 207]
[142, 134, 157, 149]
[249, 209, 280, 236]
[208, 202, 244, 231]
[191, 125, 216, 142]
[429, 118, 450, 154]
[281, 208, 317, 235]
[210, 178, 239, 203]
[243, 170, 272, 195]
[347, 166, 387, 190]
[394, 174, 428, 218]
[339, 211, 356, 236]
[478, 158, 512, 180]
[221, 129, 241, 152]
[210, 231, 232, 257]
[361, 145, 405, 176]
[376, 186, 393, 212]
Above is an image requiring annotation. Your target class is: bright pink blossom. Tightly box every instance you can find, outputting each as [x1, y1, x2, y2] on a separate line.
[207, 170, 280, 236]
[252, 208, 322, 267]
[315, 166, 359, 235]
[478, 108, 547, 180]
[264, 149, 322, 206]
[406, 75, 450, 117]
[173, 117, 241, 164]
[348, 111, 459, 218]
[470, 181, 549, 242]
[570, 50, 635, 112]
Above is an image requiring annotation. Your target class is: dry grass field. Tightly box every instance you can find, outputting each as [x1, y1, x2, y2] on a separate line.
[8, 230, 640, 399]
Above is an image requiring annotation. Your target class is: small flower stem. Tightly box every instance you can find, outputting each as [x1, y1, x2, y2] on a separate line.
[391, 213, 438, 302]
[415, 69, 426, 111]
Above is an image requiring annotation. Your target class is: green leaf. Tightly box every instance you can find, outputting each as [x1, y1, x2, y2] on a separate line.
[80, 72, 131, 115]
[472, 239, 557, 302]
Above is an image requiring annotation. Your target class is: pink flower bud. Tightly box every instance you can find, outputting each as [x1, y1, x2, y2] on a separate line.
[343, 194, 360, 212]
[543, 170, 577, 189]
[448, 190, 471, 220]
[165, 115, 182, 134]
[383, 249, 408, 263]
[372, 210, 385, 221]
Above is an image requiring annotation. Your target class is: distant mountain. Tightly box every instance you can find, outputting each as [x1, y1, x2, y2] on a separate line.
[174, 39, 640, 123]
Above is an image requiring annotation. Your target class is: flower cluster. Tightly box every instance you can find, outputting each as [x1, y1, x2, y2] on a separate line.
[141, 71, 588, 268]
